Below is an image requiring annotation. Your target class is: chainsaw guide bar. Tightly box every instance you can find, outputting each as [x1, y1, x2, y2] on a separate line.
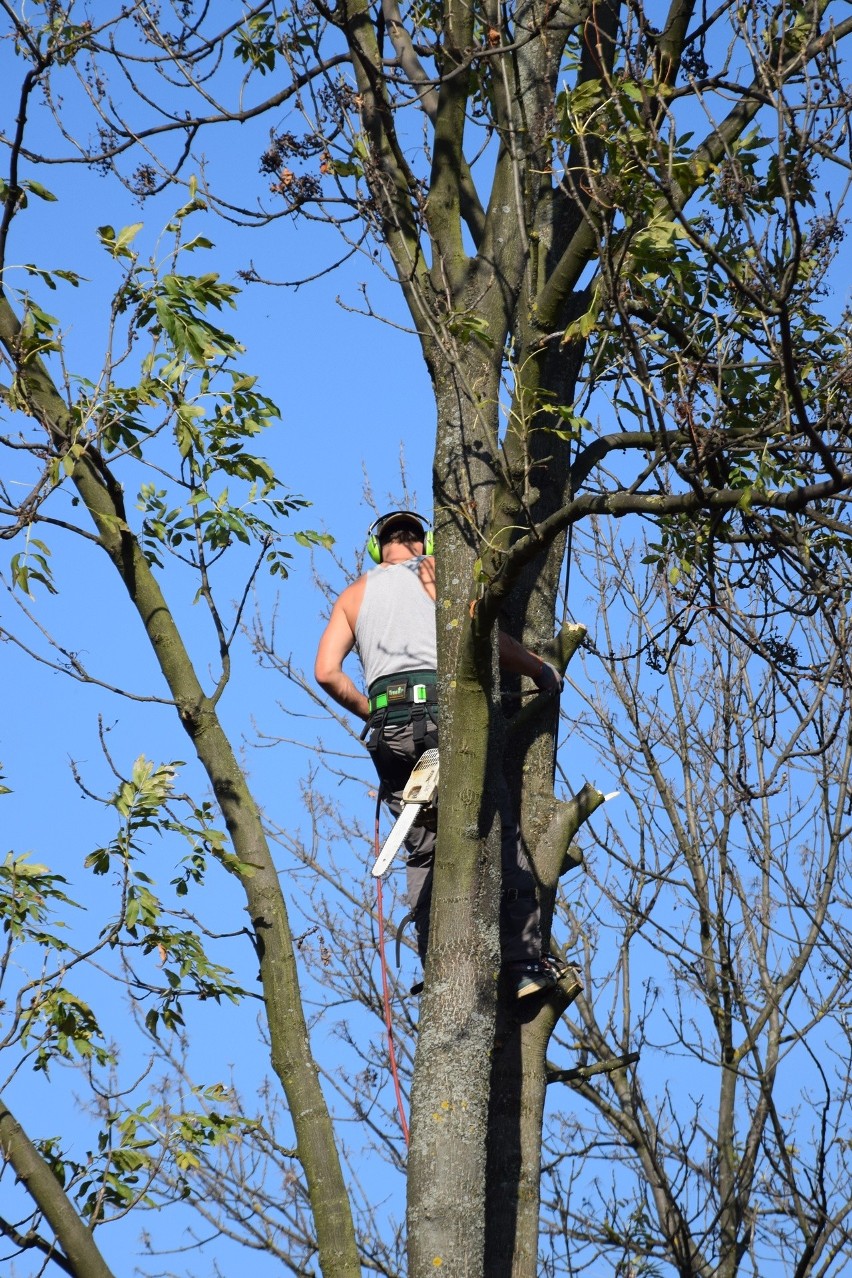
[371, 749, 439, 878]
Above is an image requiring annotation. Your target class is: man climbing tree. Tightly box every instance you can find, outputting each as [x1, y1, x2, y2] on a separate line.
[315, 508, 573, 997]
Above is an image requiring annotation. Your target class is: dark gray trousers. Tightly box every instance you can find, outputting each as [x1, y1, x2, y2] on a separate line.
[368, 714, 541, 964]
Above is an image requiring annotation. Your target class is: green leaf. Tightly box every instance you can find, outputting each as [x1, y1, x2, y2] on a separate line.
[447, 311, 493, 346]
[181, 235, 215, 252]
[22, 179, 58, 202]
[116, 222, 144, 250]
[98, 223, 143, 259]
[294, 529, 334, 549]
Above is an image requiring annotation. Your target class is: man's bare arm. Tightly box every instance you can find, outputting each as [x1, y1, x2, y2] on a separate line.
[315, 583, 371, 720]
[498, 631, 563, 691]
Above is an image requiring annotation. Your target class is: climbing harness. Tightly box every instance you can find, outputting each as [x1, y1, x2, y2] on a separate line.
[362, 669, 438, 754]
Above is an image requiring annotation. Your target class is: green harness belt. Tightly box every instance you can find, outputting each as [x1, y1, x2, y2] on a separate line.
[364, 669, 438, 745]
[367, 669, 438, 716]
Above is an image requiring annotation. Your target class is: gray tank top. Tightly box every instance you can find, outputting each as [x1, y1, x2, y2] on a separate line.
[355, 558, 437, 688]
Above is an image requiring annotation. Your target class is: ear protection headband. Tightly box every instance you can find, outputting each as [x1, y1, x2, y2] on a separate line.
[367, 511, 434, 563]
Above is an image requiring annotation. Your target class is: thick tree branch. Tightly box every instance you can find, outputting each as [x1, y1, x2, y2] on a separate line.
[0, 294, 362, 1278]
[0, 1099, 114, 1278]
[381, 0, 486, 245]
[546, 1051, 640, 1084]
[335, 0, 431, 321]
[483, 460, 852, 608]
[426, 0, 475, 288]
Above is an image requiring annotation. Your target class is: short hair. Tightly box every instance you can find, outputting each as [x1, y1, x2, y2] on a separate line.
[380, 518, 425, 546]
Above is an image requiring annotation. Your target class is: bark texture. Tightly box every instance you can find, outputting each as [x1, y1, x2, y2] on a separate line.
[0, 1101, 115, 1278]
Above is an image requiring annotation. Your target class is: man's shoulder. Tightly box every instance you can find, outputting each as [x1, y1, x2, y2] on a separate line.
[338, 573, 368, 625]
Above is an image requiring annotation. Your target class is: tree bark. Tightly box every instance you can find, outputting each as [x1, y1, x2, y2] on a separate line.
[0, 1099, 115, 1278]
[407, 355, 508, 1277]
[485, 780, 604, 1278]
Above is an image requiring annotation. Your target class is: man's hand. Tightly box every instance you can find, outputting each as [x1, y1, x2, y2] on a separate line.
[498, 632, 565, 693]
[533, 660, 563, 694]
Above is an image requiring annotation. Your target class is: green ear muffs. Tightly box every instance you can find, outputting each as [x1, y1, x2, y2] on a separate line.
[367, 512, 433, 562]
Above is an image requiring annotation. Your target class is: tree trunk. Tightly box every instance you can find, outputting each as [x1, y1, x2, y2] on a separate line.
[485, 781, 603, 1278]
[407, 355, 508, 1277]
[485, 1005, 554, 1278]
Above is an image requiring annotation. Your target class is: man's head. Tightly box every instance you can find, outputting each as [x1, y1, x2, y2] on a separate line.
[367, 510, 431, 562]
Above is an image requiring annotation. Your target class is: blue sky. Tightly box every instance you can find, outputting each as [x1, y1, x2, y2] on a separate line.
[3, 8, 852, 1277]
